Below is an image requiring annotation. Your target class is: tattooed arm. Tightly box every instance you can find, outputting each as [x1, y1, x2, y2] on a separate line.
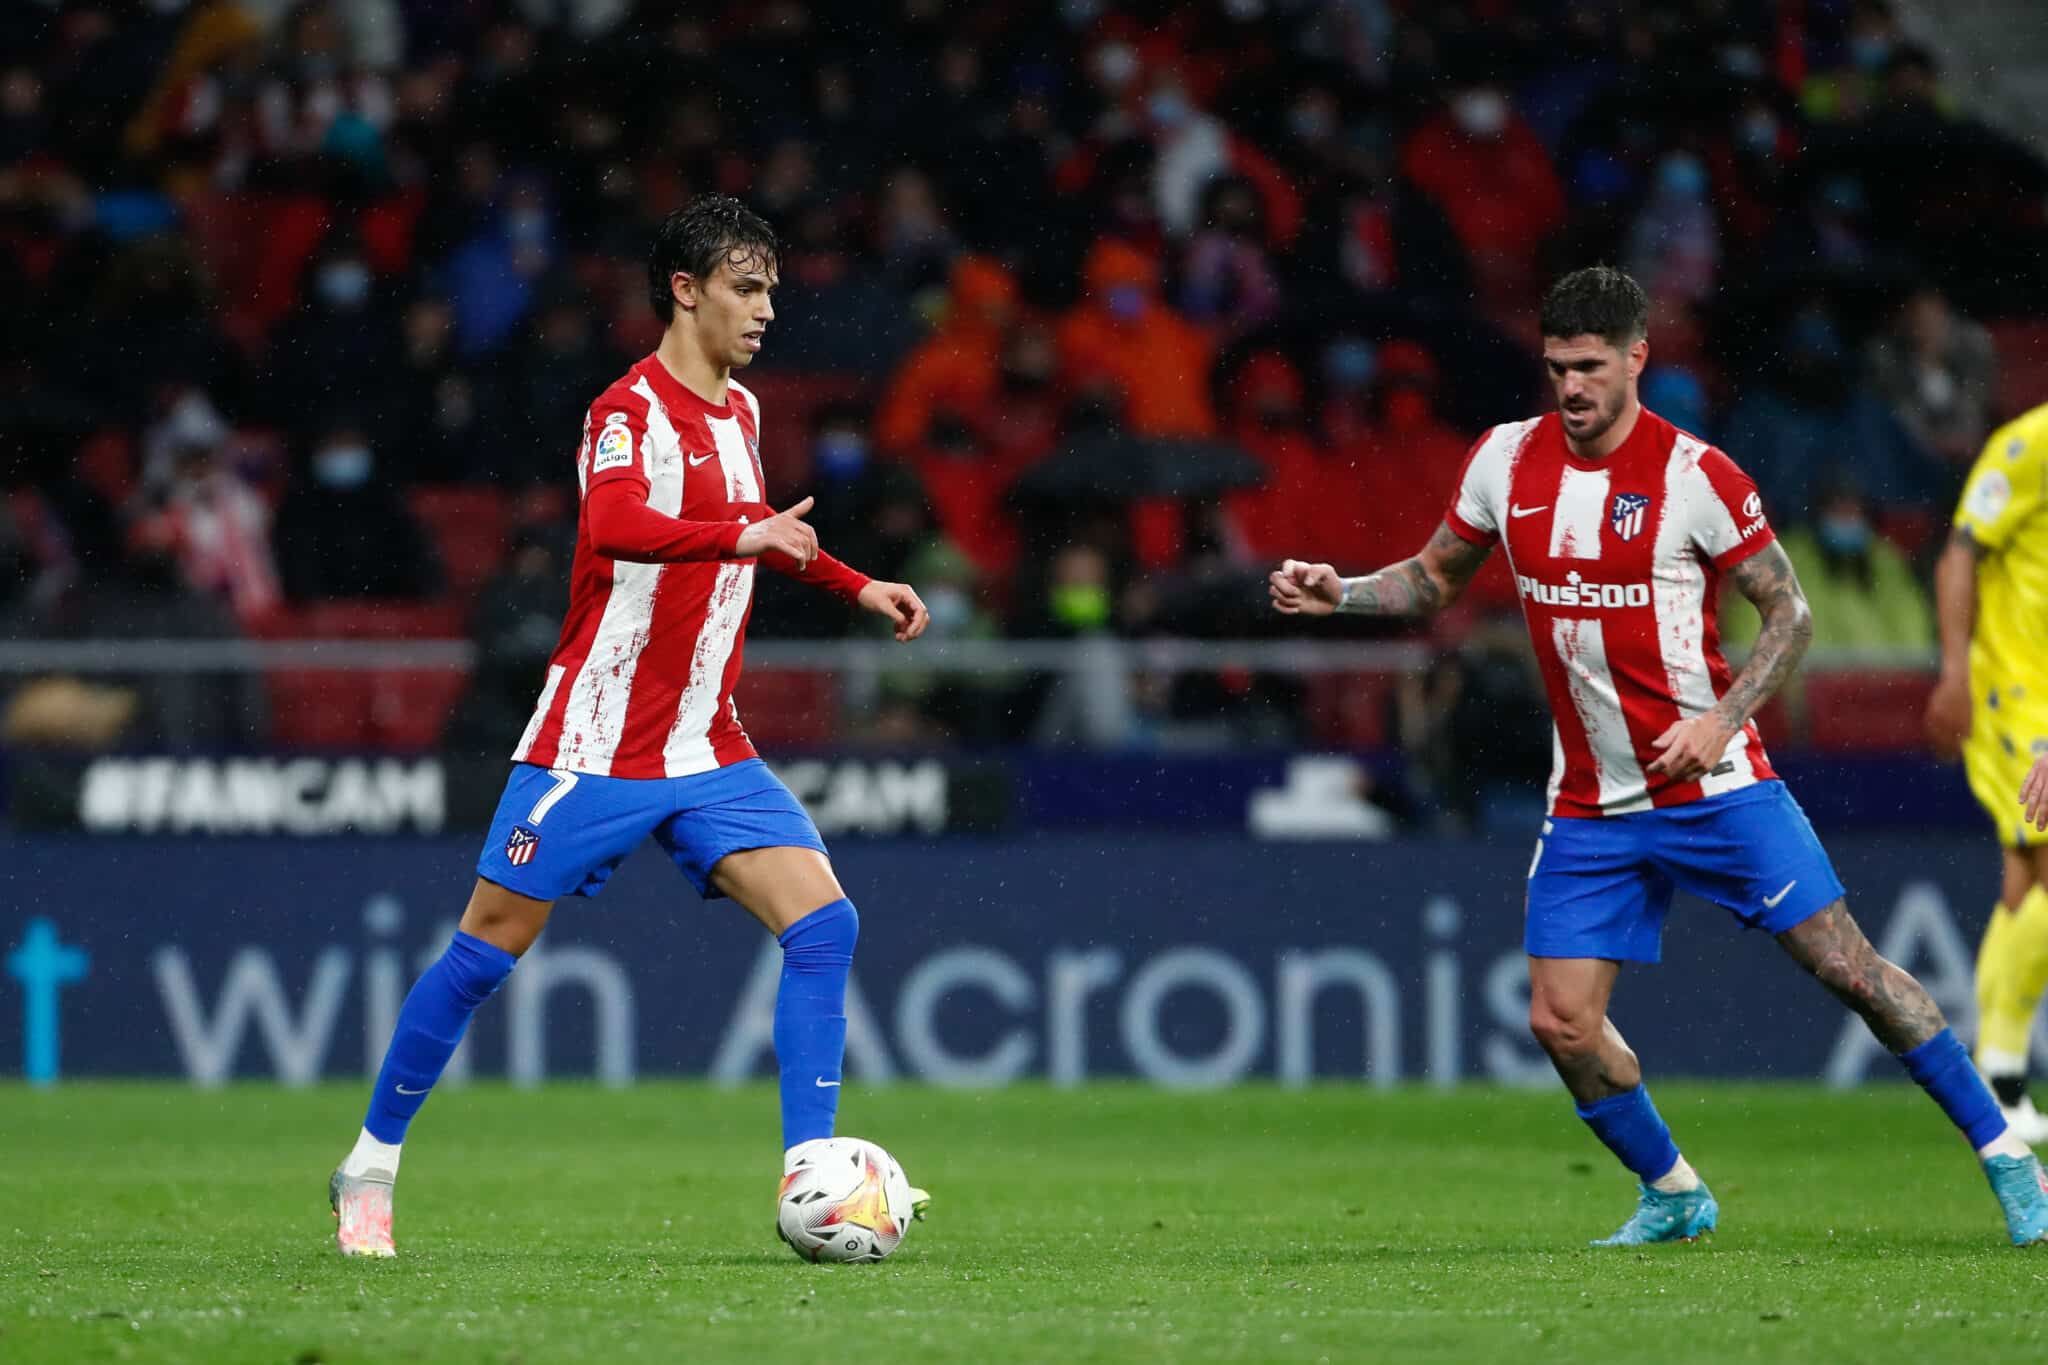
[1647, 541, 1813, 780]
[1268, 522, 1495, 619]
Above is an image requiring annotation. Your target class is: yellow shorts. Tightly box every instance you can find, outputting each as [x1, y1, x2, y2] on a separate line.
[1964, 677, 2048, 848]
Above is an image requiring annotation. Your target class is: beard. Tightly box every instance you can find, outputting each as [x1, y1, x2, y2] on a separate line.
[1562, 387, 1626, 445]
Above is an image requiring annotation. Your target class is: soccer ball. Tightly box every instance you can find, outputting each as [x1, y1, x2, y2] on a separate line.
[776, 1137, 915, 1263]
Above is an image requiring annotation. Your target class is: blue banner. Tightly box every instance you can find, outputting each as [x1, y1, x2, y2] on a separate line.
[0, 832, 2006, 1087]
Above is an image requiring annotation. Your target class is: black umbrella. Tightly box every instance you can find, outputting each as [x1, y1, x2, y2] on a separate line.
[1009, 433, 1267, 504]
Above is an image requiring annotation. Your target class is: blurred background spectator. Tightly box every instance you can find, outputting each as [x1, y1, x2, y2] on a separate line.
[3, 0, 2046, 787]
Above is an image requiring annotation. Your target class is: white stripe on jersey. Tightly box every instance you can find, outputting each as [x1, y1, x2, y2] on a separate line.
[710, 411, 762, 502]
[554, 380, 685, 775]
[728, 378, 760, 443]
[1546, 723, 1566, 813]
[1552, 615, 1652, 814]
[1652, 431, 1757, 795]
[512, 663, 566, 763]
[1454, 417, 1541, 535]
[1548, 464, 1610, 561]
[661, 414, 761, 776]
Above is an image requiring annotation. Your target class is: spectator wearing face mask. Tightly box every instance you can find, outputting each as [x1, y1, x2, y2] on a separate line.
[871, 538, 1008, 740]
[1722, 478, 1932, 653]
[258, 233, 397, 433]
[750, 402, 937, 638]
[1625, 153, 1720, 303]
[440, 179, 556, 357]
[1868, 284, 1997, 465]
[875, 255, 1019, 458]
[272, 419, 442, 602]
[129, 391, 281, 624]
[1055, 238, 1216, 437]
[1398, 77, 1565, 317]
[1178, 175, 1283, 341]
[1722, 308, 1944, 521]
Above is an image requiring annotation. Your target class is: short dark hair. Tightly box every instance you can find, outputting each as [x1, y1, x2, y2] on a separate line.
[1539, 266, 1649, 347]
[646, 195, 780, 325]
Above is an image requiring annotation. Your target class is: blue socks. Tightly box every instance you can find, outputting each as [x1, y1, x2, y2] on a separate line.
[775, 899, 858, 1149]
[363, 931, 516, 1144]
[361, 904, 859, 1152]
[1900, 1027, 2007, 1150]
[1576, 1084, 1682, 1182]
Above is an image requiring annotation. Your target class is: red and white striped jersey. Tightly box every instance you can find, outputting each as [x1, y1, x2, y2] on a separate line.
[1444, 407, 1780, 818]
[513, 356, 772, 778]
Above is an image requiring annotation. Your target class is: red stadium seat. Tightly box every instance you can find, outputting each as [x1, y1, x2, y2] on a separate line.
[258, 599, 469, 750]
[369, 669, 470, 752]
[1802, 669, 1933, 752]
[733, 668, 840, 747]
[267, 671, 377, 750]
[1301, 670, 1396, 748]
[292, 601, 466, 639]
[409, 486, 510, 602]
[1989, 320, 2048, 422]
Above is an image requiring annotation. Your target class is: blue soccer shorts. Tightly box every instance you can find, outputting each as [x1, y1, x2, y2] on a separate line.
[476, 758, 828, 901]
[1524, 780, 1845, 963]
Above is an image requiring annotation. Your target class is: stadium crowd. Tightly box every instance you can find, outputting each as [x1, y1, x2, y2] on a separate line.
[4, 0, 2047, 762]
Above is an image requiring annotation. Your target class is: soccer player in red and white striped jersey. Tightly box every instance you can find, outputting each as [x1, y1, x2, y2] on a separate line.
[1272, 267, 2048, 1247]
[329, 197, 930, 1257]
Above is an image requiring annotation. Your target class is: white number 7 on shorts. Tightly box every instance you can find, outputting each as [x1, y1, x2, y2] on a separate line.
[527, 769, 579, 824]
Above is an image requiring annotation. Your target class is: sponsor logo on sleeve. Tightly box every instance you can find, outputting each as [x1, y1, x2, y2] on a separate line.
[1968, 467, 2012, 524]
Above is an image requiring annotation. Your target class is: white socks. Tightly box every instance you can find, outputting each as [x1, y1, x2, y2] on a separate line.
[1978, 1127, 2033, 1162]
[342, 1128, 403, 1180]
[1649, 1155, 1702, 1194]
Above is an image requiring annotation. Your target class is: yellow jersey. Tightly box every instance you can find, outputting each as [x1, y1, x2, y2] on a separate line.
[1956, 403, 2048, 689]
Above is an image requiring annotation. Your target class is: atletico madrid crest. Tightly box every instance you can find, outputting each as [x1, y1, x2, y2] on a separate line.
[1610, 492, 1651, 542]
[506, 826, 540, 866]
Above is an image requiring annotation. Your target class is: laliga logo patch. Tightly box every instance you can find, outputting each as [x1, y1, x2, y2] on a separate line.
[1969, 468, 2012, 524]
[1609, 492, 1651, 542]
[592, 420, 634, 472]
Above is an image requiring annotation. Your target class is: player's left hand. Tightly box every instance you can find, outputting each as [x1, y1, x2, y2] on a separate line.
[858, 580, 929, 642]
[1646, 712, 1738, 783]
[2023, 753, 2048, 832]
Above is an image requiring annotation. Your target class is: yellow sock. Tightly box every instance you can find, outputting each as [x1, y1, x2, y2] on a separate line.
[1982, 887, 2048, 1065]
[1978, 902, 2016, 1063]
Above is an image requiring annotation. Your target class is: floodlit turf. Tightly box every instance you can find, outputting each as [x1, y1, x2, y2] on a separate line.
[5, 1083, 2048, 1364]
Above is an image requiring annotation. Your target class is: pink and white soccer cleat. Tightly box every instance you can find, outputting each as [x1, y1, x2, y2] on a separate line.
[329, 1167, 397, 1258]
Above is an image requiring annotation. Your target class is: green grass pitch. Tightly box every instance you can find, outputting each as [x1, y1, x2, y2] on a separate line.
[6, 1081, 2048, 1363]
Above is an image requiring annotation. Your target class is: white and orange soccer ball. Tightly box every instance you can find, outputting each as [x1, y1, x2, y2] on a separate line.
[776, 1137, 915, 1263]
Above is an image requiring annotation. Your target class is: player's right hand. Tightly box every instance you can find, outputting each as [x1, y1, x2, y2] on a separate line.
[1269, 559, 1343, 616]
[1924, 670, 1972, 760]
[736, 496, 819, 569]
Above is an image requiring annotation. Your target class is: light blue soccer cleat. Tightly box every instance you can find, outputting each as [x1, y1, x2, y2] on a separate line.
[1591, 1182, 1719, 1246]
[1984, 1154, 2048, 1245]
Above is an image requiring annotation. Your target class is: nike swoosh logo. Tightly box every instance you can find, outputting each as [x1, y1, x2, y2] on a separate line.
[815, 1077, 841, 1088]
[1762, 880, 1797, 909]
[395, 1084, 429, 1096]
[688, 452, 717, 467]
[1510, 505, 1549, 518]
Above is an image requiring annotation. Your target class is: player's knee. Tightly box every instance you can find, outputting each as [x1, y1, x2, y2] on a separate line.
[782, 897, 858, 956]
[1529, 1003, 1599, 1057]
